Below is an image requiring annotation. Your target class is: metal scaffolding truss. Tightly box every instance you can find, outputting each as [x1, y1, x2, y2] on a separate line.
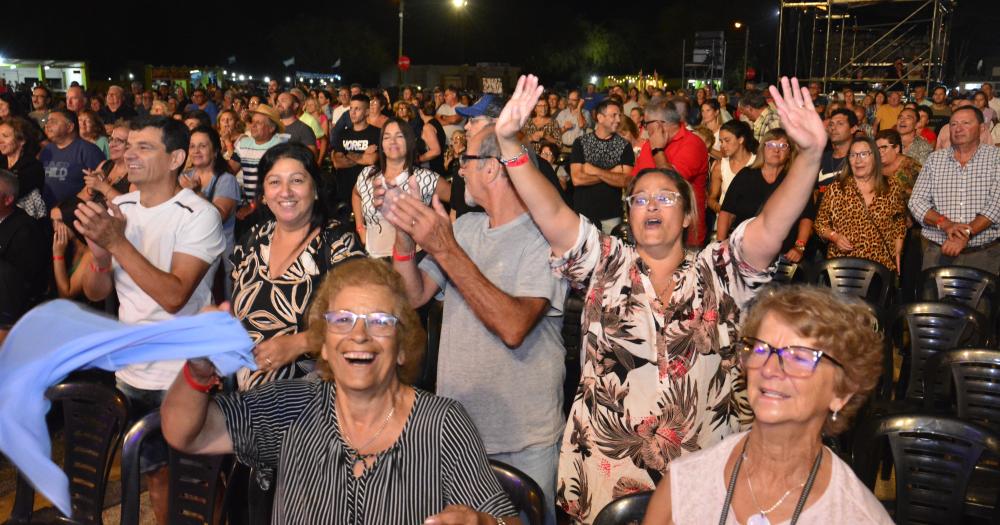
[776, 0, 955, 91]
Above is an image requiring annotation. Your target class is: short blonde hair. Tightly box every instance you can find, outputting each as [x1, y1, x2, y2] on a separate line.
[307, 258, 426, 385]
[740, 285, 883, 435]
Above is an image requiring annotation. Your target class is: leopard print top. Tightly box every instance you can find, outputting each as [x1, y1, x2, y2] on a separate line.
[814, 177, 907, 271]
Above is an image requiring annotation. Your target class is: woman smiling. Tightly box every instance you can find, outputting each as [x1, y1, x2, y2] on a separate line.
[161, 258, 520, 524]
[231, 142, 362, 390]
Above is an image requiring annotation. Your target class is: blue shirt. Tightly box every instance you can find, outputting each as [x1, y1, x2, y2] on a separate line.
[0, 300, 255, 516]
[40, 137, 105, 206]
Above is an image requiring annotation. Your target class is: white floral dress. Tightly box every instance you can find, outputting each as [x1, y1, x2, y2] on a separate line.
[553, 217, 773, 523]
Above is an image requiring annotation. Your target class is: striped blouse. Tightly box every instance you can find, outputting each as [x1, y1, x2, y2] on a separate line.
[215, 379, 517, 524]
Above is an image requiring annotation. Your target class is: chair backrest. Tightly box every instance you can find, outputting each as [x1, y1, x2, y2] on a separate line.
[814, 257, 895, 309]
[772, 258, 809, 285]
[415, 299, 443, 392]
[919, 265, 998, 322]
[851, 413, 1000, 525]
[120, 411, 229, 525]
[925, 349, 1000, 432]
[489, 460, 545, 525]
[120, 411, 161, 525]
[16, 381, 131, 525]
[592, 491, 652, 525]
[891, 301, 987, 402]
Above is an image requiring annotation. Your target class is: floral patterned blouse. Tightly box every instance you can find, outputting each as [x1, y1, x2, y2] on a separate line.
[887, 155, 922, 200]
[553, 218, 772, 523]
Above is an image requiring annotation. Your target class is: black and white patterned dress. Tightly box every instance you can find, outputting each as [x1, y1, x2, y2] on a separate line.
[215, 379, 519, 525]
[354, 165, 439, 258]
[230, 218, 362, 390]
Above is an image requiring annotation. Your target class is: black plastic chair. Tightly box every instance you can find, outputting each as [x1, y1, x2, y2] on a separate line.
[7, 381, 129, 525]
[919, 265, 998, 342]
[851, 413, 1000, 524]
[120, 411, 230, 525]
[890, 301, 988, 404]
[592, 491, 652, 525]
[925, 349, 1000, 433]
[561, 289, 585, 416]
[919, 266, 998, 317]
[813, 257, 895, 310]
[489, 460, 546, 525]
[772, 258, 809, 285]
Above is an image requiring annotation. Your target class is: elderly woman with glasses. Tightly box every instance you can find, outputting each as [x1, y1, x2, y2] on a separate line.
[718, 128, 815, 264]
[161, 258, 520, 525]
[488, 75, 828, 523]
[643, 285, 892, 525]
[814, 136, 906, 272]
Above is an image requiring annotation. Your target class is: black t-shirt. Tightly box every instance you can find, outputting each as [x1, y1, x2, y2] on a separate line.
[284, 119, 317, 150]
[816, 149, 847, 207]
[722, 167, 816, 253]
[334, 125, 381, 197]
[569, 133, 634, 223]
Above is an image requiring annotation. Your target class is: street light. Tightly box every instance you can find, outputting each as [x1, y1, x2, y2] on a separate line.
[398, 0, 467, 84]
[733, 21, 750, 89]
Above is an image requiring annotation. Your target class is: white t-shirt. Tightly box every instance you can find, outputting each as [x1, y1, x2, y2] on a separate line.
[436, 103, 467, 142]
[113, 188, 225, 390]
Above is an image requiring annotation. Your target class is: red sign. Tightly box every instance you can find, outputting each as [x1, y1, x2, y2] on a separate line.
[398, 55, 411, 72]
[746, 67, 757, 80]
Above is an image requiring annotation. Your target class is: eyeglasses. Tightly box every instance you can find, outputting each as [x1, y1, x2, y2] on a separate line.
[764, 141, 790, 150]
[736, 336, 843, 378]
[625, 190, 681, 208]
[323, 310, 399, 336]
[848, 151, 873, 159]
[642, 119, 666, 127]
[876, 144, 894, 151]
[459, 154, 499, 168]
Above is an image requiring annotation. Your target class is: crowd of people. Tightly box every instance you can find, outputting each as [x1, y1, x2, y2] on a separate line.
[0, 67, 998, 525]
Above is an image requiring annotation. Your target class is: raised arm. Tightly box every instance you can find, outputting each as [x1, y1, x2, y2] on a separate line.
[496, 75, 582, 257]
[742, 77, 827, 270]
[161, 359, 233, 455]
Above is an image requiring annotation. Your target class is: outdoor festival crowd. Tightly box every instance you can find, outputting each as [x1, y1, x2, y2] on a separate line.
[0, 64, 998, 525]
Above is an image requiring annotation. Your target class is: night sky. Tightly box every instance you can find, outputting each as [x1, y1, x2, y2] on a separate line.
[3, 0, 998, 85]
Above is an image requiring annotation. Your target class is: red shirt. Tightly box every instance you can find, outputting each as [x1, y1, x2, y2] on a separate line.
[920, 127, 937, 145]
[631, 126, 709, 246]
[669, 127, 709, 246]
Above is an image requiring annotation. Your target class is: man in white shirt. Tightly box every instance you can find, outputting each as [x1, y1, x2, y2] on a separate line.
[75, 115, 224, 525]
[556, 89, 592, 152]
[435, 86, 467, 141]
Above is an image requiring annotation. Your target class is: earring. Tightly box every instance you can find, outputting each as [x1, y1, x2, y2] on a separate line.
[831, 409, 839, 422]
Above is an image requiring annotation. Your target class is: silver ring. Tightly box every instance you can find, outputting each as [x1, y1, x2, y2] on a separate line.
[411, 219, 416, 226]
[265, 357, 272, 366]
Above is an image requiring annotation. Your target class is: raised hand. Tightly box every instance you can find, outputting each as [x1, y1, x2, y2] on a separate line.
[74, 200, 127, 251]
[768, 77, 827, 154]
[52, 220, 70, 257]
[497, 75, 544, 141]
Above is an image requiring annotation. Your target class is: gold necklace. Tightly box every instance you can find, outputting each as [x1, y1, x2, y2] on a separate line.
[337, 392, 397, 462]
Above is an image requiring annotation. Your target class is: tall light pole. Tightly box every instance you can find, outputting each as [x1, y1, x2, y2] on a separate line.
[734, 21, 750, 89]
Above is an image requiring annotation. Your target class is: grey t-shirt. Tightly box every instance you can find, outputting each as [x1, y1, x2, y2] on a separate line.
[284, 119, 317, 149]
[419, 212, 567, 454]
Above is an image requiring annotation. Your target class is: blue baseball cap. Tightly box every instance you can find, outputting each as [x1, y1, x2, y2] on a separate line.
[456, 94, 504, 119]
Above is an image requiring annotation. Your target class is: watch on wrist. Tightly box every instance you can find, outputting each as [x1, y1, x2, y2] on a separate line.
[650, 147, 665, 156]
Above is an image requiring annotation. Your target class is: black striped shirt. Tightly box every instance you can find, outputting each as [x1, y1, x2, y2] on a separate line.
[215, 379, 517, 524]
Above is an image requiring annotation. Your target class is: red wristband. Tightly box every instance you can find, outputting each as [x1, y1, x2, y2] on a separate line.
[935, 216, 948, 228]
[53, 255, 65, 261]
[183, 362, 220, 393]
[504, 153, 530, 168]
[392, 246, 414, 262]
